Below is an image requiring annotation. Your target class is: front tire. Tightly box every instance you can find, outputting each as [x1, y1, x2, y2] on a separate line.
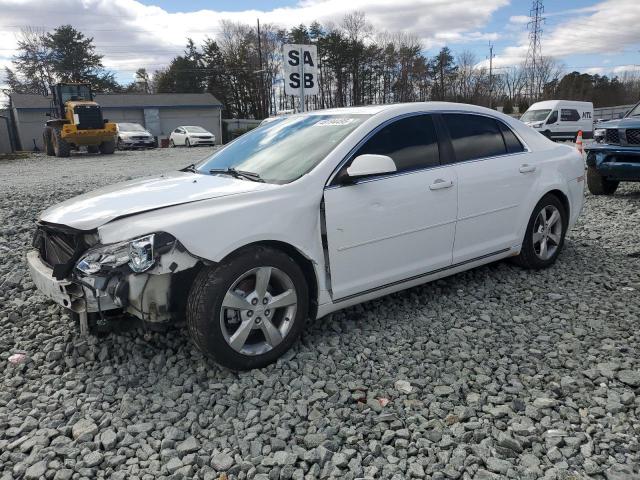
[170, 139, 175, 148]
[186, 247, 309, 370]
[513, 194, 567, 269]
[185, 138, 191, 148]
[587, 166, 618, 195]
[52, 128, 70, 157]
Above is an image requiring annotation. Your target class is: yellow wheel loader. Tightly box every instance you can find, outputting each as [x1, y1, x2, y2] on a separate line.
[43, 83, 117, 157]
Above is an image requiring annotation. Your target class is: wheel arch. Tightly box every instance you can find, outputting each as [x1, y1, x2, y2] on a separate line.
[543, 188, 570, 220]
[220, 240, 320, 321]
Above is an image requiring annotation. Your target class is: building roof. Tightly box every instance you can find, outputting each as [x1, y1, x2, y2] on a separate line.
[10, 92, 222, 109]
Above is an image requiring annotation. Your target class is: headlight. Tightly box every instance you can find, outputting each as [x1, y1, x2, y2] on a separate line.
[76, 234, 156, 275]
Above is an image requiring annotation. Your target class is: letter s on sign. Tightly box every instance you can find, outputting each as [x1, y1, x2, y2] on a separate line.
[288, 50, 299, 66]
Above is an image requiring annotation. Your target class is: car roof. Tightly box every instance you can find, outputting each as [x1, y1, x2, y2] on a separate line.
[303, 101, 509, 117]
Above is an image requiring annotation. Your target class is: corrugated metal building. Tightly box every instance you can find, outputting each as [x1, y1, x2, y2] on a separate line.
[8, 93, 223, 151]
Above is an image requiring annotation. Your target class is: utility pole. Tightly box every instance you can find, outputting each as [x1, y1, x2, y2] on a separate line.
[524, 0, 544, 102]
[488, 43, 495, 108]
[256, 19, 266, 118]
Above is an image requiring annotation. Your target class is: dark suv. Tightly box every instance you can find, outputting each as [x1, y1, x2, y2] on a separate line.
[585, 100, 640, 194]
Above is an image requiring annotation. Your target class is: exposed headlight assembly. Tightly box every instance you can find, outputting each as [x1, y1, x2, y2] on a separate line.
[76, 234, 157, 275]
[594, 128, 605, 142]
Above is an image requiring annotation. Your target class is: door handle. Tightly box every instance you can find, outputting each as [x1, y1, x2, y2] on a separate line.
[429, 179, 454, 190]
[519, 164, 536, 173]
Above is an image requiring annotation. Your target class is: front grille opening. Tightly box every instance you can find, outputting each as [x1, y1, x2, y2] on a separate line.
[606, 129, 620, 145]
[33, 225, 91, 278]
[626, 129, 640, 145]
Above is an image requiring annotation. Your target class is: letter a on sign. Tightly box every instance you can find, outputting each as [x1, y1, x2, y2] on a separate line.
[283, 44, 319, 96]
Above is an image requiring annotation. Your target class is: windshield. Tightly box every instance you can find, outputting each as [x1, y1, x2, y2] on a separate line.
[196, 114, 370, 183]
[626, 102, 640, 117]
[520, 109, 551, 123]
[59, 84, 91, 103]
[119, 123, 146, 132]
[185, 126, 208, 133]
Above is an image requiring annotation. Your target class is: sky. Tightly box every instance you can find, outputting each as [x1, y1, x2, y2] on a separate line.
[0, 0, 639, 86]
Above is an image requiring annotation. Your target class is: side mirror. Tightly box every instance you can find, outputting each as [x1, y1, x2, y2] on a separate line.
[346, 154, 397, 179]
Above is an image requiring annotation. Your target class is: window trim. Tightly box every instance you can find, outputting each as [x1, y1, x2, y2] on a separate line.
[327, 112, 445, 187]
[438, 112, 529, 166]
[325, 110, 530, 188]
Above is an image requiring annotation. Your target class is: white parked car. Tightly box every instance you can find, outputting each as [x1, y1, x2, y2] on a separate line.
[169, 126, 216, 147]
[28, 103, 585, 370]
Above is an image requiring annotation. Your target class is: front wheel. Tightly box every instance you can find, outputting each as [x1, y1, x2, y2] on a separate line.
[186, 247, 309, 370]
[587, 166, 618, 195]
[170, 139, 175, 148]
[513, 194, 567, 269]
[185, 138, 191, 148]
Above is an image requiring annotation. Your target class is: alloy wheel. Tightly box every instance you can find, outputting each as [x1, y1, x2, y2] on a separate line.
[219, 266, 297, 356]
[532, 205, 563, 261]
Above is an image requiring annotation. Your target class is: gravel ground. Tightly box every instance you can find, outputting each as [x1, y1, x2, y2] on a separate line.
[1, 148, 639, 480]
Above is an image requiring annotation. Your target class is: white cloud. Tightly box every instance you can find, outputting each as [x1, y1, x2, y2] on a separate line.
[494, 0, 640, 68]
[0, 0, 507, 77]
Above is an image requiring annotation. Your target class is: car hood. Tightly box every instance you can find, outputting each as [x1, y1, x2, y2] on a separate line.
[39, 171, 274, 231]
[598, 117, 640, 129]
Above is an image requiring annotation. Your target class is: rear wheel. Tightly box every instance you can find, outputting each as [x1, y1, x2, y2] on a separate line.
[587, 166, 618, 195]
[52, 128, 70, 157]
[99, 140, 116, 154]
[186, 247, 309, 370]
[513, 194, 567, 269]
[43, 127, 55, 156]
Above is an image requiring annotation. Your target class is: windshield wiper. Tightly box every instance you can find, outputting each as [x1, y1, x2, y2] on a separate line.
[209, 168, 264, 182]
[181, 163, 197, 172]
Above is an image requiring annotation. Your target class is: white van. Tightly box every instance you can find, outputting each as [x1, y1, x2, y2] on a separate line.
[520, 100, 593, 140]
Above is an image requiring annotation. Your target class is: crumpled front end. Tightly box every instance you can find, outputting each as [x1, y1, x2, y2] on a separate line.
[28, 222, 201, 333]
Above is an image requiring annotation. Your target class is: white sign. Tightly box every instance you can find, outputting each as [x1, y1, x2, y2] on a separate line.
[283, 44, 318, 98]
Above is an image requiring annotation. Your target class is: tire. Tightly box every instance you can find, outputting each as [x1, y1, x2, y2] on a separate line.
[587, 166, 618, 195]
[513, 193, 568, 270]
[99, 140, 116, 154]
[52, 128, 71, 157]
[542, 130, 552, 139]
[185, 138, 191, 148]
[87, 145, 99, 154]
[116, 138, 125, 150]
[170, 139, 175, 148]
[43, 127, 55, 156]
[186, 246, 309, 370]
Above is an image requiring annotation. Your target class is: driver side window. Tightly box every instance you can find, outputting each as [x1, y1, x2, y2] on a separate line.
[352, 114, 440, 174]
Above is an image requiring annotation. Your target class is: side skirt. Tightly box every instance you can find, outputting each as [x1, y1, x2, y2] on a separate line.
[316, 247, 517, 318]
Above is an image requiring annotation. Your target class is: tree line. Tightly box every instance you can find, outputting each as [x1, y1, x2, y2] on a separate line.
[3, 17, 640, 118]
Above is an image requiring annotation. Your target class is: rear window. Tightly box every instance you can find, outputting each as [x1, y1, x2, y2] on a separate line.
[498, 122, 525, 154]
[443, 114, 507, 162]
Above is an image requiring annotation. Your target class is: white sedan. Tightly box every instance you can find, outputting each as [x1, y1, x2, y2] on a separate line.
[28, 102, 584, 370]
[169, 125, 216, 147]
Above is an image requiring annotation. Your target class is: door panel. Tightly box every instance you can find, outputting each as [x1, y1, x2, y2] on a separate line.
[453, 154, 537, 263]
[324, 167, 457, 300]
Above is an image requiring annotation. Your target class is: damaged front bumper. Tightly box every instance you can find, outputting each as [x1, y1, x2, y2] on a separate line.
[28, 226, 201, 333]
[585, 144, 640, 182]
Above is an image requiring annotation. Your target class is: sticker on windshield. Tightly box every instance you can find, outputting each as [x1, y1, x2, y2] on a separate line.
[315, 118, 357, 126]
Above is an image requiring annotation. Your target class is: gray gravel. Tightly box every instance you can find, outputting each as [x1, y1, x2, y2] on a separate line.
[1, 147, 640, 480]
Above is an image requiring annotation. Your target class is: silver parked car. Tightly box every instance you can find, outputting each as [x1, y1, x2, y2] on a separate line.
[116, 123, 156, 149]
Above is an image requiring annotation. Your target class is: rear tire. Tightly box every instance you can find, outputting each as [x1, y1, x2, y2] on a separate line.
[99, 140, 116, 154]
[587, 166, 618, 195]
[513, 194, 567, 270]
[43, 127, 55, 156]
[87, 145, 99, 154]
[52, 128, 70, 157]
[186, 247, 309, 370]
